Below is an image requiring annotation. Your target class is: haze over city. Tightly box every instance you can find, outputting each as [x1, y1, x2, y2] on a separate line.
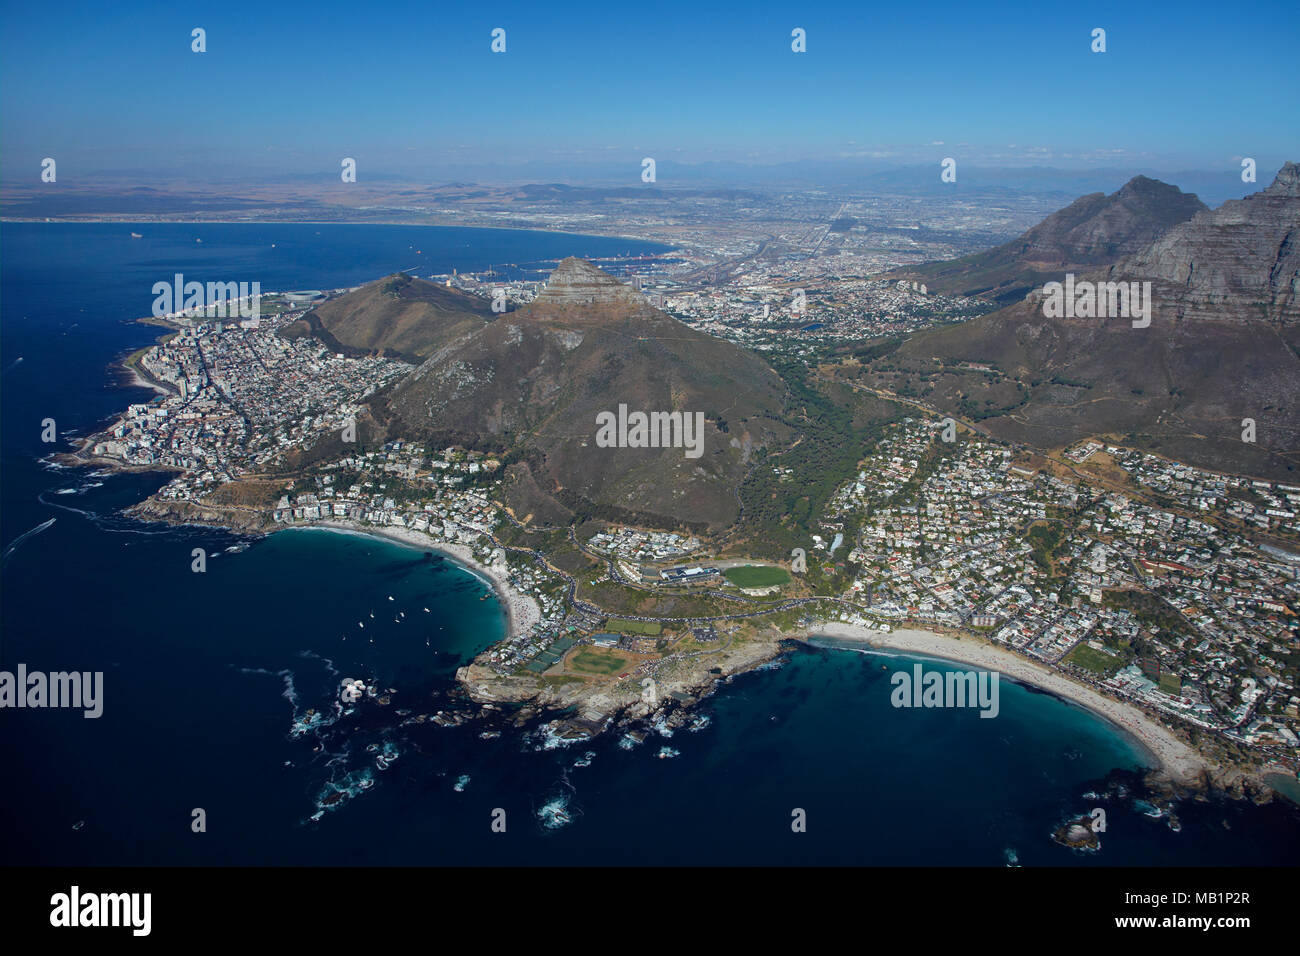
[3, 0, 1297, 185]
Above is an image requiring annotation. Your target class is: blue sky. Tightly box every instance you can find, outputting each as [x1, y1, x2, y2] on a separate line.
[2, 0, 1297, 180]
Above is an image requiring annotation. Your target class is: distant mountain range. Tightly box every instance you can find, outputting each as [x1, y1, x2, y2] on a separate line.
[1, 162, 1274, 220]
[860, 163, 1300, 480]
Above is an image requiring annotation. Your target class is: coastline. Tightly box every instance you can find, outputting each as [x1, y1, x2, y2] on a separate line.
[75, 341, 542, 637]
[76, 334, 1273, 792]
[125, 364, 170, 396]
[292, 520, 541, 641]
[797, 622, 1211, 786]
[119, 343, 176, 397]
[50, 444, 1286, 800]
[2, 217, 679, 252]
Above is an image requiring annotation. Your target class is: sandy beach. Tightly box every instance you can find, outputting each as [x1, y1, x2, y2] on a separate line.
[127, 366, 169, 395]
[120, 348, 175, 397]
[296, 520, 542, 639]
[801, 622, 1211, 785]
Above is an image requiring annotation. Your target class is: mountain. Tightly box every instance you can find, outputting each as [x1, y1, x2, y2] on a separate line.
[280, 273, 494, 362]
[857, 164, 1300, 480]
[526, 257, 651, 319]
[377, 259, 790, 530]
[1096, 162, 1300, 324]
[886, 176, 1207, 306]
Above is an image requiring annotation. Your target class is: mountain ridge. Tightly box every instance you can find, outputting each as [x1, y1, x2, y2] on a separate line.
[885, 174, 1208, 306]
[281, 272, 494, 362]
[1094, 161, 1300, 325]
[856, 163, 1300, 480]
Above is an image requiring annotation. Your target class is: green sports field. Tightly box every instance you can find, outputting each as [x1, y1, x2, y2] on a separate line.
[570, 647, 629, 675]
[723, 565, 792, 588]
[1066, 643, 1125, 675]
[606, 618, 662, 636]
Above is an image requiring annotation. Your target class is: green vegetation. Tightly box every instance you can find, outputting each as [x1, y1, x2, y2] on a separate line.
[1103, 588, 1191, 637]
[735, 357, 901, 556]
[723, 565, 791, 588]
[578, 577, 723, 618]
[1026, 520, 1067, 575]
[539, 674, 586, 687]
[556, 487, 709, 535]
[569, 647, 630, 675]
[606, 618, 662, 636]
[1066, 643, 1126, 675]
[548, 546, 598, 576]
[843, 336, 904, 364]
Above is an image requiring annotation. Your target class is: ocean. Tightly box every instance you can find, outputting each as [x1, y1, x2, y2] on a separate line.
[2, 222, 1297, 865]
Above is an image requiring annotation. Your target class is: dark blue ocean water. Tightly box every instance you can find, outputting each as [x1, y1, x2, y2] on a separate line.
[2, 222, 1297, 865]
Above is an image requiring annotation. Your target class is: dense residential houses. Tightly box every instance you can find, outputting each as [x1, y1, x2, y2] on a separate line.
[93, 311, 406, 496]
[587, 527, 702, 563]
[661, 274, 984, 353]
[823, 419, 1299, 761]
[270, 443, 499, 534]
[1115, 447, 1300, 537]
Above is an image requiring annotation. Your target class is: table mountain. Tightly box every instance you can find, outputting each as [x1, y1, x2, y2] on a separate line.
[859, 164, 1300, 480]
[1097, 161, 1300, 324]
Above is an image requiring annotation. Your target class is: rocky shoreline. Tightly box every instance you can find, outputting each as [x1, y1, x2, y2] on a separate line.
[457, 632, 784, 726]
[454, 618, 1287, 808]
[125, 493, 270, 533]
